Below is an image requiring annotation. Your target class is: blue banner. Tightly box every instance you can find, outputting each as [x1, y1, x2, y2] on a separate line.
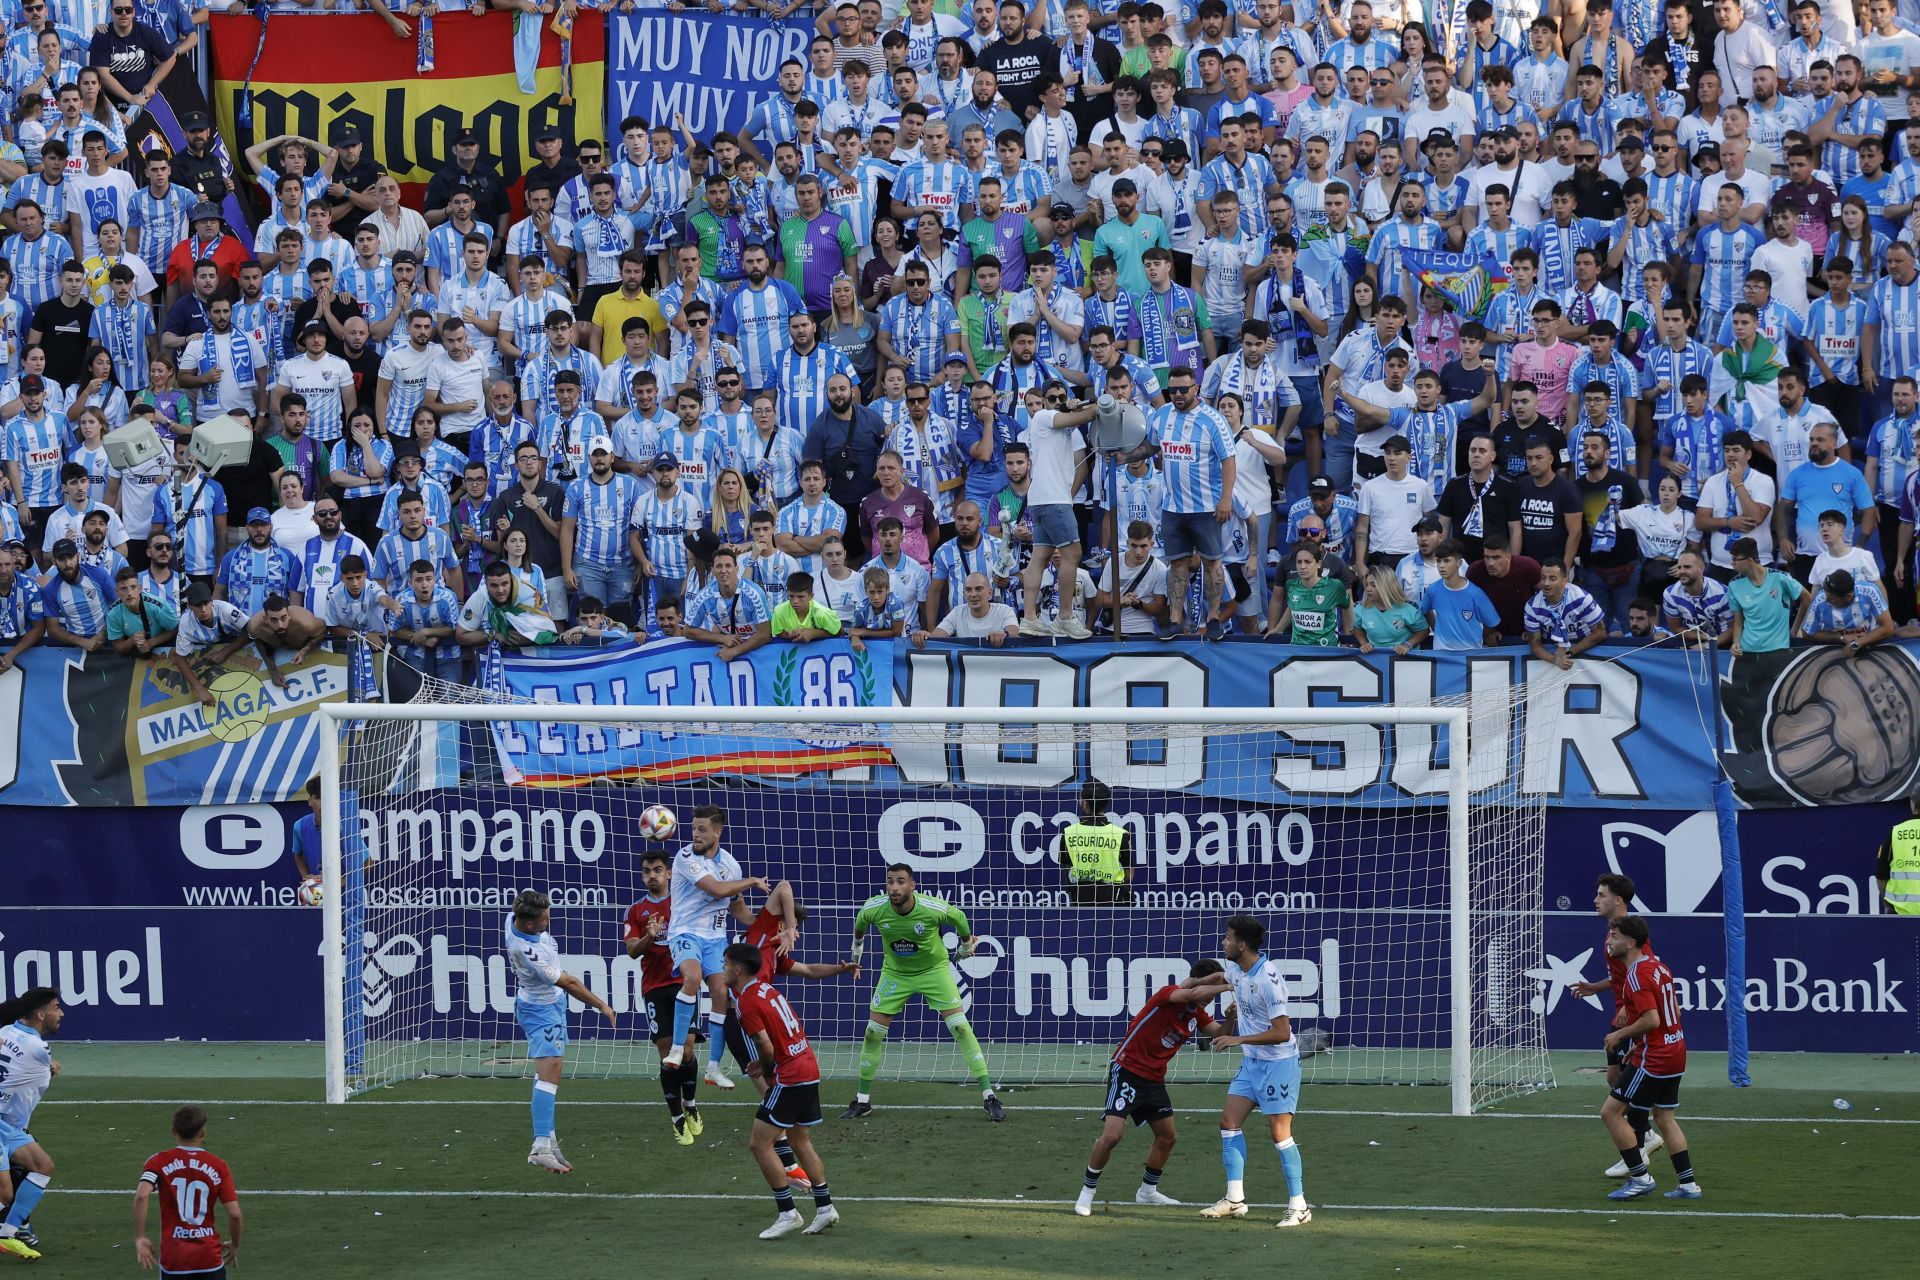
[605, 11, 812, 142]
[490, 637, 895, 786]
[1, 799, 1907, 1053]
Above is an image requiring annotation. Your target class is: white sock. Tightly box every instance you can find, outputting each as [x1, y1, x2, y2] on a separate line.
[856, 1091, 870, 1103]
[982, 1087, 996, 1099]
[1226, 1179, 1244, 1202]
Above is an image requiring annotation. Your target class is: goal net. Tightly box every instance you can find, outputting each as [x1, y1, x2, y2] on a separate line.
[319, 675, 1561, 1115]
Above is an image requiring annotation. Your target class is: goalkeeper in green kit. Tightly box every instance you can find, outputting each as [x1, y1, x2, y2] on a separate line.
[842, 863, 1007, 1122]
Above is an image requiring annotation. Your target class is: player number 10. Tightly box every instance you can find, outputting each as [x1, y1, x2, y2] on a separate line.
[173, 1180, 210, 1226]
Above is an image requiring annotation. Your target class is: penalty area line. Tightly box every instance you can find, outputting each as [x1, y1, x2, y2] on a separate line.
[48, 1187, 1920, 1222]
[50, 1099, 1920, 1125]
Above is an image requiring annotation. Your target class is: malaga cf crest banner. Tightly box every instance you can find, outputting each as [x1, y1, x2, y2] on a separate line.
[1398, 248, 1509, 317]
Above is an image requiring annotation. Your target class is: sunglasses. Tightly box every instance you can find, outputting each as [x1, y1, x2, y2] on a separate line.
[1653, 144, 1676, 153]
[579, 153, 603, 163]
[113, 5, 133, 12]
[1576, 154, 1599, 161]
[1141, 148, 1163, 157]
[689, 316, 711, 326]
[316, 510, 341, 518]
[907, 394, 930, 403]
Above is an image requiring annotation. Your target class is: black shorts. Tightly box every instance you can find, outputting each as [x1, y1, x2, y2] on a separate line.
[1606, 1041, 1628, 1069]
[1103, 1063, 1174, 1127]
[161, 1269, 225, 1280]
[1610, 1065, 1682, 1112]
[643, 986, 678, 1043]
[724, 1008, 758, 1074]
[756, 1080, 823, 1129]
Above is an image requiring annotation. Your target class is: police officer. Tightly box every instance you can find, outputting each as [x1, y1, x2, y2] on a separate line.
[1060, 779, 1132, 905]
[1876, 797, 1920, 915]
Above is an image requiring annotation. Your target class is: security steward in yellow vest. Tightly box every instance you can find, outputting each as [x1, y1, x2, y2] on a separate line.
[1061, 780, 1133, 905]
[1876, 800, 1920, 915]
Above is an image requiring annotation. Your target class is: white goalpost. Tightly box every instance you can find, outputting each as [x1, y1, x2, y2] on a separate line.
[318, 695, 1558, 1117]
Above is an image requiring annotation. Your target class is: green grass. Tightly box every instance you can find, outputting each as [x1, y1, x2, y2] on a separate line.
[16, 1046, 1920, 1279]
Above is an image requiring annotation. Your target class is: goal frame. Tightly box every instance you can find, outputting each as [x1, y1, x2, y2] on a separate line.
[317, 704, 1477, 1112]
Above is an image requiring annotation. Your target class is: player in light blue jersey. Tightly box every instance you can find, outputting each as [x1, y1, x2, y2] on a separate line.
[720, 246, 806, 391]
[661, 806, 767, 1089]
[506, 889, 616, 1173]
[1199, 915, 1310, 1228]
[0, 987, 62, 1261]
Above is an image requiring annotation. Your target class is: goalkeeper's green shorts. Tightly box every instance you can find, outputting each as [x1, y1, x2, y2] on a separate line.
[869, 963, 964, 1016]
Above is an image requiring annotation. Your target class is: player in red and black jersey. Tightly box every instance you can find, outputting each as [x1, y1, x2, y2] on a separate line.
[133, 1105, 242, 1278]
[1600, 915, 1700, 1202]
[724, 942, 839, 1240]
[1073, 958, 1233, 1216]
[624, 849, 706, 1145]
[1567, 873, 1662, 1175]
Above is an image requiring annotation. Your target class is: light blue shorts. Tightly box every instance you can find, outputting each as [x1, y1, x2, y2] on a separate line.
[668, 933, 728, 976]
[0, 1117, 37, 1158]
[517, 999, 568, 1060]
[1228, 1056, 1302, 1116]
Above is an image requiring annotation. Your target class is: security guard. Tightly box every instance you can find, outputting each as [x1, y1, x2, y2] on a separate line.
[1060, 780, 1132, 906]
[1876, 797, 1920, 915]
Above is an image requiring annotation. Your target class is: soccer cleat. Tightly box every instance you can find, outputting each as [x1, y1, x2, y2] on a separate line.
[983, 1092, 1007, 1122]
[526, 1139, 572, 1174]
[1607, 1176, 1657, 1201]
[671, 1116, 694, 1147]
[1018, 617, 1053, 638]
[1200, 1198, 1248, 1219]
[1606, 1130, 1664, 1176]
[802, 1205, 840, 1235]
[841, 1099, 873, 1120]
[1274, 1206, 1313, 1228]
[705, 1062, 736, 1090]
[1073, 1192, 1094, 1217]
[13, 1229, 36, 1249]
[783, 1166, 812, 1192]
[0, 1236, 41, 1261]
[758, 1210, 805, 1240]
[1135, 1187, 1181, 1206]
[684, 1105, 704, 1137]
[1664, 1184, 1704, 1200]
[1054, 617, 1093, 640]
[660, 1045, 685, 1069]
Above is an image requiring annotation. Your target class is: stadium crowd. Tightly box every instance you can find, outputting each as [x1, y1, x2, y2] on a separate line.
[0, 0, 1916, 681]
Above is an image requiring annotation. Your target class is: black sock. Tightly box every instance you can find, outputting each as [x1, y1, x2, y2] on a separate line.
[773, 1185, 795, 1213]
[1619, 1146, 1647, 1177]
[1629, 1109, 1651, 1144]
[812, 1180, 833, 1207]
[1083, 1164, 1104, 1190]
[1142, 1164, 1163, 1187]
[1668, 1148, 1694, 1184]
[660, 1065, 685, 1117]
[680, 1063, 699, 1102]
[774, 1137, 795, 1166]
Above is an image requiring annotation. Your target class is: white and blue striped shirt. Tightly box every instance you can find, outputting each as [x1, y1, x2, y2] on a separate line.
[1865, 411, 1919, 505]
[720, 279, 805, 390]
[39, 562, 115, 637]
[564, 472, 642, 568]
[630, 487, 703, 580]
[298, 531, 372, 613]
[1869, 275, 1920, 380]
[772, 343, 856, 439]
[127, 183, 193, 278]
[1661, 577, 1734, 637]
[371, 524, 460, 590]
[775, 496, 848, 578]
[1146, 402, 1235, 514]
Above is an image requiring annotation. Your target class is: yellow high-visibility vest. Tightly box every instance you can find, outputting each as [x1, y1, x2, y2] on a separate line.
[1062, 822, 1126, 885]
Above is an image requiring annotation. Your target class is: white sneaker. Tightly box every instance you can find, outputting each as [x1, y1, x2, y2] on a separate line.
[1603, 1129, 1665, 1177]
[526, 1139, 571, 1173]
[759, 1210, 805, 1240]
[802, 1205, 840, 1235]
[1199, 1198, 1248, 1219]
[661, 1045, 685, 1069]
[1135, 1187, 1181, 1206]
[706, 1062, 737, 1090]
[1074, 1193, 1094, 1217]
[1053, 617, 1093, 640]
[1274, 1206, 1313, 1228]
[1018, 617, 1053, 637]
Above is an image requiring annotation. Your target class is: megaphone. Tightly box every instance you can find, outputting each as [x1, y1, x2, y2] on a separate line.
[1089, 394, 1147, 454]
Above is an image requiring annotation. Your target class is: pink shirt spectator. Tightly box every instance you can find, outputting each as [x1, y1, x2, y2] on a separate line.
[1509, 338, 1581, 424]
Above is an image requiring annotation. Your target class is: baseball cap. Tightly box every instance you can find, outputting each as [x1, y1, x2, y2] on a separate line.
[1412, 515, 1443, 535]
[185, 581, 214, 606]
[1618, 134, 1646, 150]
[17, 374, 43, 395]
[1110, 177, 1137, 195]
[298, 320, 325, 338]
[651, 451, 679, 471]
[554, 369, 582, 387]
[181, 110, 210, 131]
[333, 127, 363, 147]
[534, 125, 562, 143]
[1694, 141, 1721, 159]
[1381, 434, 1413, 454]
[943, 351, 971, 366]
[51, 538, 78, 558]
[1487, 124, 1519, 141]
[190, 201, 221, 221]
[452, 127, 480, 146]
[391, 249, 419, 266]
[246, 506, 272, 524]
[1420, 128, 1456, 150]
[1308, 475, 1335, 497]
[589, 435, 614, 455]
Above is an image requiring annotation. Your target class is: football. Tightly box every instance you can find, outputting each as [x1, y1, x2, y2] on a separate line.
[297, 875, 324, 907]
[639, 804, 678, 841]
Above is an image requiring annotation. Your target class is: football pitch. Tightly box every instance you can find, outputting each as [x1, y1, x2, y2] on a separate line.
[23, 1045, 1918, 1279]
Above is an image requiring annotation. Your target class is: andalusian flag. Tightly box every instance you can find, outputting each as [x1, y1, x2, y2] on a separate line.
[1399, 248, 1510, 319]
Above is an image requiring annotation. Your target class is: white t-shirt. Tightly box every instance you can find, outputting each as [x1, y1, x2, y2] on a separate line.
[937, 600, 1018, 638]
[1751, 238, 1816, 322]
[1099, 554, 1169, 637]
[272, 504, 319, 555]
[1697, 466, 1778, 567]
[1466, 162, 1551, 226]
[1352, 378, 1418, 455]
[1809, 544, 1881, 588]
[1359, 472, 1436, 555]
[425, 350, 489, 437]
[1021, 408, 1085, 508]
[68, 167, 137, 255]
[816, 565, 864, 624]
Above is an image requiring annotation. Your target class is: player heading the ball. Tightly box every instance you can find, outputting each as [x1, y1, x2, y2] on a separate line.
[1075, 958, 1232, 1216]
[843, 863, 1005, 1122]
[1201, 915, 1312, 1228]
[507, 890, 616, 1174]
[724, 942, 839, 1240]
[662, 805, 768, 1088]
